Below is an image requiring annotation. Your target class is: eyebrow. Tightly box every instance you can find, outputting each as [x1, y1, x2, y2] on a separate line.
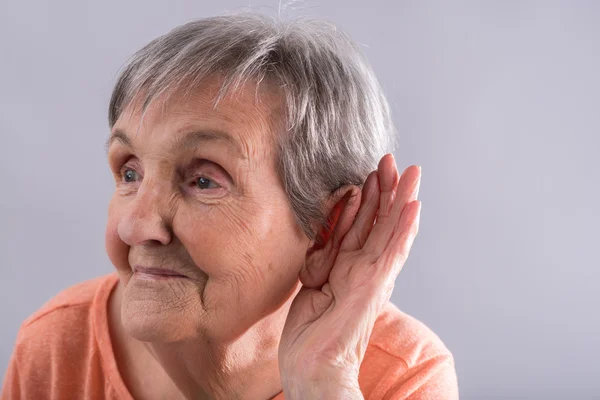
[105, 128, 246, 159]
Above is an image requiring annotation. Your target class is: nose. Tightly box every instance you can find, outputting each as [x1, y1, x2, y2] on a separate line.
[117, 177, 173, 246]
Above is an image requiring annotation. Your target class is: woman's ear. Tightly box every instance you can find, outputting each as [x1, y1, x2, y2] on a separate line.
[313, 185, 362, 249]
[302, 184, 362, 288]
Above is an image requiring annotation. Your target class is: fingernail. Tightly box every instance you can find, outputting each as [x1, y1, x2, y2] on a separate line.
[414, 167, 422, 198]
[388, 153, 396, 167]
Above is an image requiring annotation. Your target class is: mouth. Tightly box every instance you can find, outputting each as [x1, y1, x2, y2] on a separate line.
[133, 266, 189, 280]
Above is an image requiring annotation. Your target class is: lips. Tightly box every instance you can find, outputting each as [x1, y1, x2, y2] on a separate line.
[133, 266, 188, 278]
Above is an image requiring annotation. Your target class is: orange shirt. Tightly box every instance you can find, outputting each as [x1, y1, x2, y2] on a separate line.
[1, 273, 458, 399]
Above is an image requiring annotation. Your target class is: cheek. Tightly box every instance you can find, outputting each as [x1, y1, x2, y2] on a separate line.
[174, 203, 248, 278]
[105, 199, 130, 274]
[179, 198, 305, 299]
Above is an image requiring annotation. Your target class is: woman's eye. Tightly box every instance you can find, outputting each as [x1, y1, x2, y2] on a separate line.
[196, 177, 221, 190]
[122, 169, 139, 183]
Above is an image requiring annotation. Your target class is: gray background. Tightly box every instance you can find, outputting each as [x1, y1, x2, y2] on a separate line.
[1, 1, 599, 398]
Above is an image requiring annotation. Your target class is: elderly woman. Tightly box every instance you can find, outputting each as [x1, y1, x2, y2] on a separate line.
[2, 13, 458, 400]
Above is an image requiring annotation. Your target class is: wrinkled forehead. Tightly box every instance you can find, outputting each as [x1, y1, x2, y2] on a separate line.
[112, 76, 286, 153]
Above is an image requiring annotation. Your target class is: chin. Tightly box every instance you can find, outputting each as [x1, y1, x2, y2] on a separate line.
[120, 281, 204, 343]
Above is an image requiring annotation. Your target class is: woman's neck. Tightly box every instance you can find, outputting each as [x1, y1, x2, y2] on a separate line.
[108, 280, 294, 400]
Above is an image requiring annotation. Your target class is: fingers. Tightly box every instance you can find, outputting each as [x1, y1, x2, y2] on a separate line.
[300, 153, 422, 290]
[379, 200, 421, 288]
[377, 154, 401, 224]
[363, 162, 421, 258]
[339, 154, 399, 253]
[327, 186, 362, 253]
[339, 171, 380, 252]
[392, 200, 421, 263]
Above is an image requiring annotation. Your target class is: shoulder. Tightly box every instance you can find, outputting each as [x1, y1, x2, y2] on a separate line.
[21, 274, 109, 324]
[368, 301, 453, 364]
[359, 302, 459, 399]
[11, 273, 118, 372]
[18, 273, 116, 341]
[4, 273, 120, 398]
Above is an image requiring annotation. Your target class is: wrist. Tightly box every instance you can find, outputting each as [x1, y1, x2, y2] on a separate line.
[282, 374, 363, 400]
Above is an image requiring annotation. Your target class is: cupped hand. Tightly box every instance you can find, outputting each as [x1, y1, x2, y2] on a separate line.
[278, 154, 422, 399]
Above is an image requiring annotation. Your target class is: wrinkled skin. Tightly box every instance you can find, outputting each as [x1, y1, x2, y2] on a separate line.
[105, 77, 421, 399]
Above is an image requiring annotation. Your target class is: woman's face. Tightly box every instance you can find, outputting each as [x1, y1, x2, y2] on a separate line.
[105, 80, 310, 343]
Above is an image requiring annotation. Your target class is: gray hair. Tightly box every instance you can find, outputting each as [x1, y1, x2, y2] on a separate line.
[108, 12, 396, 241]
